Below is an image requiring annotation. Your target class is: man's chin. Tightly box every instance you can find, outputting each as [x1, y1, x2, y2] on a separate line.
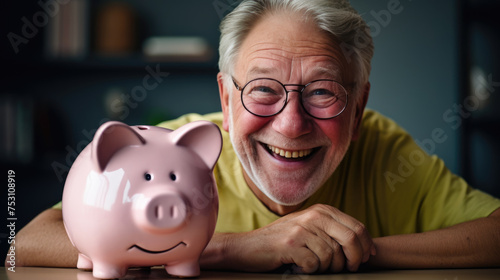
[259, 183, 318, 206]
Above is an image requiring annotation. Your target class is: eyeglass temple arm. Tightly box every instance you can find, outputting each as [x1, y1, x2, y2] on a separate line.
[231, 77, 242, 90]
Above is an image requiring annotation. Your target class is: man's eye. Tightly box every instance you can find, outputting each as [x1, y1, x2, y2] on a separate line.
[310, 89, 333, 96]
[252, 86, 277, 94]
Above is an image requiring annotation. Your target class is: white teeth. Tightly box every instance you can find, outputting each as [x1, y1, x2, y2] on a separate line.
[267, 145, 313, 159]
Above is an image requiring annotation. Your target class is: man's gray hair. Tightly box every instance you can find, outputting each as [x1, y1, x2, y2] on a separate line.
[218, 0, 374, 97]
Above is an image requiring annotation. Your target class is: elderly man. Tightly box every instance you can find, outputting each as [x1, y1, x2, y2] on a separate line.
[11, 0, 500, 274]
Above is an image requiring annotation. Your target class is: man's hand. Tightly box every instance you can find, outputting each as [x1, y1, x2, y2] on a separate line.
[201, 204, 376, 273]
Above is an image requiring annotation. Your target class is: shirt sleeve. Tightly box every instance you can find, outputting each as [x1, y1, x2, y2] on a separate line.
[52, 201, 62, 209]
[416, 154, 500, 231]
[365, 112, 500, 235]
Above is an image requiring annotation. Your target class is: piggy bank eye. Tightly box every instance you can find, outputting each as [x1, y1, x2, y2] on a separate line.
[169, 172, 177, 181]
[144, 173, 152, 181]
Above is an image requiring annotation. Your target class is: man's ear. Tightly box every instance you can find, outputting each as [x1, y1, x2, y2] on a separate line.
[351, 82, 370, 141]
[217, 72, 231, 132]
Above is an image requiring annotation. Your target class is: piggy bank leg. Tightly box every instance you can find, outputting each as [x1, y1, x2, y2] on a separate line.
[92, 262, 128, 279]
[165, 261, 200, 278]
[77, 253, 93, 270]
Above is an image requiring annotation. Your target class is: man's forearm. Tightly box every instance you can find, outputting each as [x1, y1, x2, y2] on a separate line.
[200, 233, 236, 270]
[368, 209, 500, 269]
[200, 231, 281, 272]
[7, 208, 78, 267]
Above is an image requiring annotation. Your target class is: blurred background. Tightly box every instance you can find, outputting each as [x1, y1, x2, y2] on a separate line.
[1, 0, 499, 257]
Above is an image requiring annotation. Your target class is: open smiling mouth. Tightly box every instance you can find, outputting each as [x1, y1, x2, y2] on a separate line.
[263, 143, 318, 160]
[128, 242, 186, 254]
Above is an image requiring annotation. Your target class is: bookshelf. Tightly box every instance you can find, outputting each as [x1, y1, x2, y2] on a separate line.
[459, 0, 500, 197]
[2, 0, 222, 164]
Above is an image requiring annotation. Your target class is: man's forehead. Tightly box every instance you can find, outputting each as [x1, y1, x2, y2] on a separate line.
[236, 14, 351, 82]
[242, 40, 344, 62]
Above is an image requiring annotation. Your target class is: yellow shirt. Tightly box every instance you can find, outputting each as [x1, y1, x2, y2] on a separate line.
[156, 110, 500, 237]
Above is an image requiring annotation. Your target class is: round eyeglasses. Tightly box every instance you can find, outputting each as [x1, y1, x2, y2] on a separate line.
[232, 77, 349, 120]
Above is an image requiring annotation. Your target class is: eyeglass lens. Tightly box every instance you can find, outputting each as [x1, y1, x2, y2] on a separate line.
[241, 78, 347, 119]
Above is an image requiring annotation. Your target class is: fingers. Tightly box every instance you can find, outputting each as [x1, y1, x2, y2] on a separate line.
[284, 239, 345, 274]
[305, 226, 345, 273]
[330, 241, 346, 273]
[279, 223, 345, 274]
[288, 247, 320, 274]
[280, 225, 328, 273]
[300, 205, 375, 272]
[327, 222, 364, 271]
[327, 208, 376, 267]
[304, 232, 334, 273]
[263, 204, 374, 274]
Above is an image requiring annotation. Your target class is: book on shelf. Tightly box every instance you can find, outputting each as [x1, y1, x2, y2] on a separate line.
[45, 0, 89, 59]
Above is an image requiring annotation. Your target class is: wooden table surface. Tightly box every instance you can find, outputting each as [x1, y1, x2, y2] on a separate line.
[2, 266, 500, 280]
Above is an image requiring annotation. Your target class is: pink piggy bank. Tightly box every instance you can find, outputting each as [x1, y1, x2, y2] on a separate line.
[62, 120, 221, 279]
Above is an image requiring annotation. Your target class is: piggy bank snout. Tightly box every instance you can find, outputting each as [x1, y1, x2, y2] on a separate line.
[147, 194, 187, 228]
[133, 191, 188, 233]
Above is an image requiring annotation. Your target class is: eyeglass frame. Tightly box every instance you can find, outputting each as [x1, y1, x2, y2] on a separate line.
[231, 77, 350, 120]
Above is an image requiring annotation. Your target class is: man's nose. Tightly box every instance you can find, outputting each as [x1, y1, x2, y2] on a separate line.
[271, 92, 313, 139]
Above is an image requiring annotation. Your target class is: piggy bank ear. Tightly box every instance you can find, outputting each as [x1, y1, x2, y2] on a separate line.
[92, 121, 145, 172]
[170, 121, 222, 170]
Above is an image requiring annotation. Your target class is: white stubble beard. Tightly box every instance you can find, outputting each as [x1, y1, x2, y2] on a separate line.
[226, 90, 352, 206]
